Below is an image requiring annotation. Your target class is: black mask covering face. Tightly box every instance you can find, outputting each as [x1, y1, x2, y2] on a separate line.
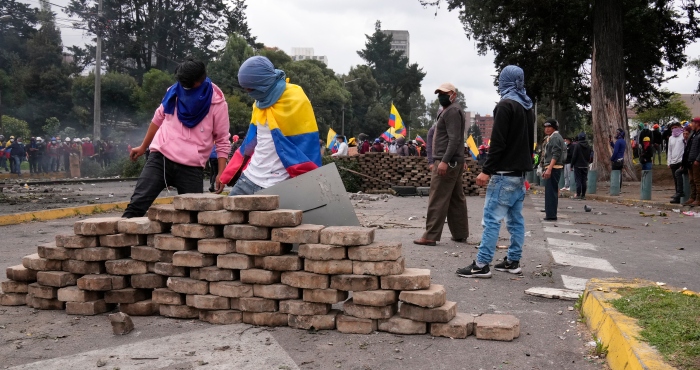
[438, 93, 452, 108]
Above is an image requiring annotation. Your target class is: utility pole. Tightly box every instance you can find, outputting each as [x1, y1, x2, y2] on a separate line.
[341, 78, 359, 137]
[93, 0, 103, 141]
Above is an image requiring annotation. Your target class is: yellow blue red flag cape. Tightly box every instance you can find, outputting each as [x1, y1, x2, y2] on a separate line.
[380, 126, 406, 141]
[326, 128, 337, 149]
[388, 104, 404, 131]
[220, 83, 321, 184]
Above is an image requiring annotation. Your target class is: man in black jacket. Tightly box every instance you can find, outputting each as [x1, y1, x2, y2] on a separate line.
[570, 132, 592, 199]
[456, 66, 534, 278]
[685, 118, 700, 206]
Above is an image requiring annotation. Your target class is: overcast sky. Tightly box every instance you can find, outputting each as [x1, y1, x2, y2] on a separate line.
[23, 0, 700, 116]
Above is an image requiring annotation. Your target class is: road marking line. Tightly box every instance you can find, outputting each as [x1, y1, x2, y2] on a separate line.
[551, 250, 618, 273]
[547, 237, 597, 250]
[561, 275, 589, 291]
[542, 226, 583, 236]
[10, 324, 300, 370]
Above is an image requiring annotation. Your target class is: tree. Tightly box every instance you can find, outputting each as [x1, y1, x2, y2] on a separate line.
[42, 117, 61, 137]
[133, 69, 174, 120]
[226, 94, 252, 134]
[208, 34, 256, 95]
[407, 91, 430, 131]
[467, 123, 482, 146]
[634, 93, 692, 126]
[2, 116, 31, 139]
[71, 72, 139, 136]
[223, 0, 259, 47]
[258, 48, 292, 70]
[344, 65, 382, 137]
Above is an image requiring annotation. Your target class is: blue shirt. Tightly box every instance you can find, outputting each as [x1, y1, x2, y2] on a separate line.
[209, 144, 218, 159]
[611, 139, 625, 161]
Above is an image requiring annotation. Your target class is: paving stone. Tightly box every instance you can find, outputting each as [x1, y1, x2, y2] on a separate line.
[305, 258, 352, 275]
[0, 293, 27, 306]
[55, 234, 99, 249]
[159, 304, 199, 319]
[236, 240, 286, 256]
[302, 289, 348, 304]
[167, 277, 208, 295]
[353, 290, 397, 307]
[279, 299, 331, 315]
[28, 283, 58, 299]
[153, 262, 188, 277]
[242, 312, 288, 326]
[171, 224, 222, 239]
[154, 234, 197, 251]
[253, 256, 265, 269]
[380, 268, 431, 291]
[109, 312, 134, 334]
[248, 209, 303, 228]
[223, 224, 270, 240]
[104, 288, 151, 304]
[253, 284, 300, 300]
[330, 275, 379, 291]
[77, 274, 128, 291]
[99, 233, 147, 247]
[66, 300, 113, 315]
[152, 288, 185, 305]
[197, 210, 246, 225]
[281, 271, 329, 289]
[343, 298, 396, 319]
[72, 247, 129, 262]
[399, 284, 446, 308]
[271, 224, 325, 244]
[347, 242, 402, 261]
[147, 235, 156, 247]
[224, 195, 279, 211]
[27, 296, 64, 310]
[229, 297, 241, 310]
[288, 310, 339, 330]
[74, 217, 123, 236]
[319, 226, 374, 246]
[398, 301, 457, 323]
[57, 286, 102, 302]
[172, 193, 225, 211]
[22, 254, 62, 271]
[62, 260, 105, 275]
[131, 246, 173, 262]
[117, 217, 169, 234]
[240, 269, 281, 285]
[200, 310, 243, 325]
[6, 265, 37, 282]
[209, 281, 253, 298]
[172, 251, 216, 267]
[474, 314, 520, 341]
[298, 244, 346, 260]
[37, 243, 71, 260]
[119, 299, 160, 316]
[239, 297, 278, 312]
[105, 259, 148, 275]
[188, 294, 230, 310]
[352, 257, 405, 276]
[197, 266, 237, 282]
[131, 273, 167, 289]
[430, 312, 474, 339]
[198, 238, 236, 255]
[1, 280, 29, 293]
[147, 204, 197, 224]
[217, 253, 254, 270]
[378, 315, 427, 334]
[36, 271, 78, 288]
[336, 314, 376, 334]
[260, 255, 303, 271]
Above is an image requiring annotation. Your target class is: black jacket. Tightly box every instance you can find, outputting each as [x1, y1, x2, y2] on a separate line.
[564, 143, 573, 164]
[482, 99, 534, 175]
[570, 140, 592, 168]
[9, 142, 26, 157]
[688, 130, 700, 165]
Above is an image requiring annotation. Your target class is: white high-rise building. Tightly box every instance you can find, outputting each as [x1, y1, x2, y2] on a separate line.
[381, 30, 410, 60]
[290, 47, 328, 65]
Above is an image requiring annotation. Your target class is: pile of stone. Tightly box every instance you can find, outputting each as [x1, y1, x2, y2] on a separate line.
[0, 193, 518, 340]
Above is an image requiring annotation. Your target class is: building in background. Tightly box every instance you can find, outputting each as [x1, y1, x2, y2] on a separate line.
[381, 30, 410, 60]
[290, 47, 328, 65]
[474, 113, 494, 144]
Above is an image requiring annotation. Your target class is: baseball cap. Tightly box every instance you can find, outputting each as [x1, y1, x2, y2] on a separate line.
[543, 119, 559, 130]
[434, 82, 456, 94]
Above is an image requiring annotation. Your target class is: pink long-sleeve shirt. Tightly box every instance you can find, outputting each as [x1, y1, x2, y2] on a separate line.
[149, 83, 231, 168]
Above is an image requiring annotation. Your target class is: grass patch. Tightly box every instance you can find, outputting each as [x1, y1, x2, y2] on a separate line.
[611, 286, 700, 369]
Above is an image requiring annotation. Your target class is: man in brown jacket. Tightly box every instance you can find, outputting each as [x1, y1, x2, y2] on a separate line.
[414, 82, 468, 246]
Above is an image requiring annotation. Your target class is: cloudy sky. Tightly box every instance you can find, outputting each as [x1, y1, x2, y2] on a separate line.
[24, 0, 700, 116]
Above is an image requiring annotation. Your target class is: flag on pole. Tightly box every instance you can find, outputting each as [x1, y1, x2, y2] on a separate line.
[466, 135, 479, 160]
[327, 128, 338, 150]
[388, 104, 404, 130]
[415, 135, 426, 145]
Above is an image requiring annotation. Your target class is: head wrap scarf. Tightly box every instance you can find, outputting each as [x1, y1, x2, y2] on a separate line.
[498, 65, 533, 110]
[161, 77, 214, 128]
[238, 56, 287, 109]
[615, 129, 625, 140]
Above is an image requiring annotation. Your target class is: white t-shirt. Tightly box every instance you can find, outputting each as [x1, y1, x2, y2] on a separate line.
[388, 143, 397, 154]
[243, 123, 290, 188]
[332, 142, 348, 156]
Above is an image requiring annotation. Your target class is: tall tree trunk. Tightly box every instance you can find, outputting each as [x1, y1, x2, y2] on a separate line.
[591, 0, 637, 181]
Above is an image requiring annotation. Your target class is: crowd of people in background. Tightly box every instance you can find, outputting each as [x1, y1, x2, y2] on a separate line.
[327, 133, 428, 158]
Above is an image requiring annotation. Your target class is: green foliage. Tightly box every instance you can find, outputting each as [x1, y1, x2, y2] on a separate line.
[42, 117, 60, 137]
[363, 103, 391, 139]
[323, 156, 362, 193]
[467, 123, 482, 146]
[634, 93, 692, 125]
[226, 94, 253, 133]
[79, 159, 104, 178]
[71, 72, 140, 135]
[208, 34, 256, 95]
[57, 126, 77, 140]
[120, 156, 146, 178]
[2, 116, 31, 139]
[134, 69, 175, 120]
[344, 65, 382, 137]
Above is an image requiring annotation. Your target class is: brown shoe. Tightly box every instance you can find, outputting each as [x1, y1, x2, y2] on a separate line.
[693, 200, 700, 207]
[683, 198, 695, 206]
[413, 238, 437, 246]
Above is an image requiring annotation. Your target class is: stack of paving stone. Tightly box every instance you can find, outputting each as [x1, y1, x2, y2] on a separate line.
[0, 193, 518, 340]
[332, 153, 484, 196]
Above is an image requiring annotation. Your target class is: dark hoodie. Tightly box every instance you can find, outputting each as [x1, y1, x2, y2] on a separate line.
[570, 133, 592, 168]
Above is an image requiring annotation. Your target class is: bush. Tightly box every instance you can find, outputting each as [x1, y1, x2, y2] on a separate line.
[78, 155, 144, 178]
[80, 159, 104, 178]
[121, 156, 145, 178]
[322, 156, 362, 193]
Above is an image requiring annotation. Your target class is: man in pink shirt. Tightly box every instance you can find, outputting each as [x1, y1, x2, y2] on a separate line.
[122, 58, 231, 218]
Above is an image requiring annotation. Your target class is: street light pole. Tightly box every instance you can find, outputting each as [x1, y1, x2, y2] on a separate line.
[93, 0, 103, 141]
[341, 78, 360, 137]
[0, 14, 12, 135]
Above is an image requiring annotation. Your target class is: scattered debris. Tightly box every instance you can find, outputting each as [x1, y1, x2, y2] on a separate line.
[524, 287, 581, 301]
[108, 312, 134, 335]
[584, 205, 591, 212]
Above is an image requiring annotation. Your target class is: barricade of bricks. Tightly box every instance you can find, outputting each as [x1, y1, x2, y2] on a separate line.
[0, 193, 517, 340]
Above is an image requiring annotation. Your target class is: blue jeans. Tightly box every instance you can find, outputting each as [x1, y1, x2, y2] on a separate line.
[476, 175, 526, 265]
[641, 162, 652, 171]
[229, 173, 264, 196]
[545, 168, 561, 219]
[11, 156, 21, 175]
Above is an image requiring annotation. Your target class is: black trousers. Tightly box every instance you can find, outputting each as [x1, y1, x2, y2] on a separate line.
[574, 167, 588, 197]
[545, 168, 561, 219]
[670, 163, 683, 196]
[611, 160, 624, 189]
[208, 158, 219, 190]
[122, 151, 204, 218]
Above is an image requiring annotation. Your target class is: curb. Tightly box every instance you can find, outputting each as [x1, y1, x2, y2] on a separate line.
[581, 278, 697, 370]
[531, 185, 689, 211]
[0, 197, 174, 226]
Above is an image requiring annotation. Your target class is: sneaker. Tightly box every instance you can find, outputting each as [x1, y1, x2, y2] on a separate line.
[456, 260, 492, 278]
[494, 257, 522, 274]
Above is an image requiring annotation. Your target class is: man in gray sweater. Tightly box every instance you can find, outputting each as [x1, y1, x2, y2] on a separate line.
[542, 119, 565, 220]
[414, 82, 468, 246]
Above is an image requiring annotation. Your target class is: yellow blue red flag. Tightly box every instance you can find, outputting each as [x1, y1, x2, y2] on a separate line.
[389, 104, 404, 131]
[466, 135, 479, 160]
